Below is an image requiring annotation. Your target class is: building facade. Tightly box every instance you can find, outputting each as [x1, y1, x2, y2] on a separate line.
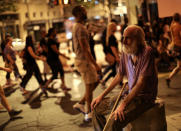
[0, 0, 64, 42]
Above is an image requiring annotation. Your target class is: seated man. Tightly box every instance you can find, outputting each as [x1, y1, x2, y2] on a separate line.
[91, 25, 160, 131]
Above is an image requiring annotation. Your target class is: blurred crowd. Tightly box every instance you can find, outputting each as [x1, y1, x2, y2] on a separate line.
[0, 6, 181, 124]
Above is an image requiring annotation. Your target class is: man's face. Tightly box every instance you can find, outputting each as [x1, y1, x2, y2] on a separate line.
[122, 29, 138, 55]
[8, 38, 13, 46]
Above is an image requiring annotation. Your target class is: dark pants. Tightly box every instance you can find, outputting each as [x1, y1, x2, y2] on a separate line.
[6, 63, 21, 80]
[92, 95, 155, 131]
[47, 60, 64, 80]
[20, 62, 44, 88]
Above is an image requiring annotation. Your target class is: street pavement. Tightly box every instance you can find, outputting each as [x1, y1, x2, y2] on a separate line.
[0, 44, 181, 131]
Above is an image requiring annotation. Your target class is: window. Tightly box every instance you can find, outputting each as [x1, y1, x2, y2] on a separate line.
[40, 12, 43, 17]
[53, 11, 56, 16]
[25, 12, 29, 18]
[33, 12, 36, 17]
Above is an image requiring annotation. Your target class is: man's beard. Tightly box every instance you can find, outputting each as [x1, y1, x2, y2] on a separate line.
[122, 41, 138, 55]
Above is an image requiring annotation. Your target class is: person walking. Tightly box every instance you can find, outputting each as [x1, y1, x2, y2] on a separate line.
[166, 13, 181, 88]
[0, 66, 22, 118]
[19, 35, 47, 95]
[72, 5, 101, 122]
[4, 37, 22, 86]
[44, 28, 70, 91]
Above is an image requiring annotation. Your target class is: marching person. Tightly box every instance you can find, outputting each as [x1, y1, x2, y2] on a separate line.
[0, 66, 22, 118]
[166, 13, 181, 88]
[72, 5, 101, 122]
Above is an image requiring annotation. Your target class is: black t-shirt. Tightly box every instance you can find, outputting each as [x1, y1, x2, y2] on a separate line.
[47, 38, 59, 62]
[101, 28, 109, 54]
[24, 45, 36, 64]
[107, 35, 118, 57]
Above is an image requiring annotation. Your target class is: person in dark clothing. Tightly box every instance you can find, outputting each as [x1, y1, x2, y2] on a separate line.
[100, 22, 120, 87]
[101, 19, 118, 55]
[20, 35, 47, 96]
[121, 17, 129, 35]
[1, 34, 11, 62]
[87, 24, 96, 60]
[44, 28, 70, 91]
[39, 31, 50, 82]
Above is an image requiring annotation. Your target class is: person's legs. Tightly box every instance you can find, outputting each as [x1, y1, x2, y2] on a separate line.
[0, 85, 22, 118]
[33, 62, 48, 96]
[43, 62, 50, 81]
[93, 98, 154, 131]
[57, 60, 67, 88]
[0, 85, 11, 112]
[85, 81, 99, 113]
[33, 63, 44, 85]
[93, 96, 118, 131]
[20, 64, 33, 94]
[166, 59, 181, 87]
[12, 63, 22, 80]
[44, 62, 58, 88]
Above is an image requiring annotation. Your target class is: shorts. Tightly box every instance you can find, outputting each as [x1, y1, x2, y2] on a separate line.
[75, 59, 98, 84]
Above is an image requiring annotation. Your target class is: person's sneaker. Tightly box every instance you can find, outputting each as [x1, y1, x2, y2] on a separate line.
[73, 103, 85, 114]
[166, 78, 171, 88]
[8, 109, 22, 118]
[84, 112, 92, 122]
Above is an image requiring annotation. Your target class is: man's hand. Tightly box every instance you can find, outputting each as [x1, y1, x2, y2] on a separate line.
[111, 101, 126, 121]
[39, 56, 46, 62]
[91, 95, 103, 110]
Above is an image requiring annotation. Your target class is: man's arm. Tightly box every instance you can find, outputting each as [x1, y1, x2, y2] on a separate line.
[113, 75, 147, 121]
[0, 66, 12, 73]
[122, 75, 146, 106]
[28, 46, 45, 61]
[111, 46, 120, 63]
[91, 73, 123, 109]
[51, 45, 70, 59]
[101, 73, 123, 98]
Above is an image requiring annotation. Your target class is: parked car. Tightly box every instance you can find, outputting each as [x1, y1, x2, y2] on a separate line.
[12, 38, 25, 51]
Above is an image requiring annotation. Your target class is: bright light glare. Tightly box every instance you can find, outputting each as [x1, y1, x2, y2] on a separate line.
[64, 0, 68, 4]
[66, 32, 72, 39]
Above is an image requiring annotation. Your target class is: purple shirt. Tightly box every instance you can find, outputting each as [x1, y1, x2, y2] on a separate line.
[118, 46, 158, 100]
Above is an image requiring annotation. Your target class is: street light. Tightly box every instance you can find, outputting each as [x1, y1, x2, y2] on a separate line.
[63, 0, 69, 4]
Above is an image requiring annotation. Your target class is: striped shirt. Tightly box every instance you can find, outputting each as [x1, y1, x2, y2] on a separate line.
[118, 46, 158, 101]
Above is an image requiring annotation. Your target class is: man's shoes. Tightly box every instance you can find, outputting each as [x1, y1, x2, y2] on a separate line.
[73, 103, 85, 114]
[166, 78, 171, 88]
[8, 109, 22, 118]
[84, 112, 92, 122]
